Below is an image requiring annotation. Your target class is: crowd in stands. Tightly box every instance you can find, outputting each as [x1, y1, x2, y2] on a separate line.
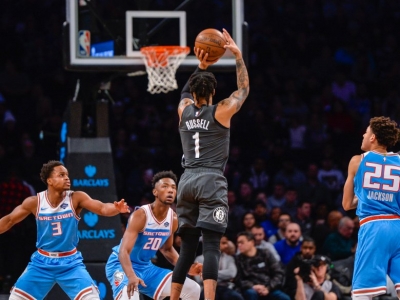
[1, 0, 400, 298]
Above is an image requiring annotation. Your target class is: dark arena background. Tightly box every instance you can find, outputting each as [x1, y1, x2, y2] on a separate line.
[1, 0, 400, 299]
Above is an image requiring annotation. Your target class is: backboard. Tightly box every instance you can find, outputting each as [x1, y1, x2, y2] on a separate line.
[64, 0, 246, 72]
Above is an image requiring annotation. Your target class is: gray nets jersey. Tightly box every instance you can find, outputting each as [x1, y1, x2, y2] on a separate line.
[179, 104, 230, 171]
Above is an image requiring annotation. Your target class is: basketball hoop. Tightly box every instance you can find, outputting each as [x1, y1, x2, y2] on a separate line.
[140, 46, 190, 94]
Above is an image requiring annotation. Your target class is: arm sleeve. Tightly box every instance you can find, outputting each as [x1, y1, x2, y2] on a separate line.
[180, 66, 207, 100]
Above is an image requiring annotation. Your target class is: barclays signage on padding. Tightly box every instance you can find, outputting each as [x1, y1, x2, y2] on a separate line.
[78, 212, 116, 240]
[72, 165, 110, 187]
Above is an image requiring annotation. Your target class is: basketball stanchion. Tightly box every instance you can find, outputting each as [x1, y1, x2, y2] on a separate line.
[140, 46, 190, 94]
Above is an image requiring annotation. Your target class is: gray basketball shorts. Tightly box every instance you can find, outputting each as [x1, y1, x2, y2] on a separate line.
[177, 168, 228, 234]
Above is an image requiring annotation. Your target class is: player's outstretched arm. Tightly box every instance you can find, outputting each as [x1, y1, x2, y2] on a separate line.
[119, 209, 147, 299]
[72, 191, 129, 216]
[342, 155, 361, 211]
[0, 196, 36, 234]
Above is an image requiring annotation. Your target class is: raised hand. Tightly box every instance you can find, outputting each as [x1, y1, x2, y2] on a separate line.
[114, 199, 130, 213]
[193, 47, 218, 69]
[222, 28, 241, 58]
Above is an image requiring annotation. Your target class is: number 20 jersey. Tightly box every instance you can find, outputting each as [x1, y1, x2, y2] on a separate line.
[112, 204, 174, 266]
[354, 151, 400, 219]
[179, 104, 230, 171]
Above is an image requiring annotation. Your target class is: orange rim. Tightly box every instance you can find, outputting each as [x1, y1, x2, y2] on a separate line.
[140, 46, 190, 67]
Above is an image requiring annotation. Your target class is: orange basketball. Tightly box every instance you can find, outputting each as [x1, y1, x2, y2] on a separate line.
[194, 28, 226, 62]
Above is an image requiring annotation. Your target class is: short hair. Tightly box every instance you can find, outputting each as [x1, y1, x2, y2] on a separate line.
[237, 231, 255, 242]
[297, 200, 311, 208]
[338, 216, 353, 229]
[151, 170, 178, 188]
[369, 116, 400, 147]
[279, 212, 292, 221]
[189, 72, 217, 102]
[254, 199, 267, 208]
[251, 224, 264, 231]
[302, 236, 316, 245]
[40, 160, 64, 185]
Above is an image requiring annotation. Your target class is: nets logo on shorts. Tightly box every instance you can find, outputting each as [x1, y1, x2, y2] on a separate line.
[213, 207, 227, 224]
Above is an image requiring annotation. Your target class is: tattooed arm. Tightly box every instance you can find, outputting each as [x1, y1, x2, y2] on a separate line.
[215, 29, 250, 127]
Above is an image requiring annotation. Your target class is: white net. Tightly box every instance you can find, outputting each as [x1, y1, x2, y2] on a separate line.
[140, 46, 190, 94]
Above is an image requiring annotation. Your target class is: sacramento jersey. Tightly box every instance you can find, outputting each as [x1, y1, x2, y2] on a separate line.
[106, 204, 175, 299]
[354, 151, 400, 219]
[112, 204, 173, 264]
[179, 104, 230, 171]
[12, 190, 98, 300]
[352, 151, 400, 296]
[36, 190, 79, 251]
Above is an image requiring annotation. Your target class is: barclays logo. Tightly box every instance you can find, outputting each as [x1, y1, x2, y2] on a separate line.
[80, 212, 116, 240]
[72, 165, 109, 187]
[84, 212, 99, 227]
[85, 165, 96, 177]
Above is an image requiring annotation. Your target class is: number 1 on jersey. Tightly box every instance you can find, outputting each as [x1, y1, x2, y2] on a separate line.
[192, 132, 200, 158]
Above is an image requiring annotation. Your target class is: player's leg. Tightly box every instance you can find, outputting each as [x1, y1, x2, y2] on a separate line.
[105, 253, 128, 299]
[196, 172, 228, 300]
[172, 172, 202, 300]
[10, 254, 55, 300]
[56, 255, 100, 300]
[160, 275, 200, 300]
[352, 222, 390, 299]
[170, 230, 201, 299]
[386, 221, 400, 299]
[202, 228, 223, 300]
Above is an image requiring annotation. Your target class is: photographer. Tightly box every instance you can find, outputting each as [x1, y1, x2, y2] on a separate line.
[294, 255, 341, 300]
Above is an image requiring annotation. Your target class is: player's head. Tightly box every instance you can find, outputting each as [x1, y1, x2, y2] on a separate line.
[152, 170, 177, 205]
[189, 71, 217, 105]
[362, 116, 400, 151]
[40, 160, 70, 189]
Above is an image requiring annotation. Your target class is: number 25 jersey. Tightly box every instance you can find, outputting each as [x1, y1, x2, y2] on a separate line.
[354, 151, 400, 218]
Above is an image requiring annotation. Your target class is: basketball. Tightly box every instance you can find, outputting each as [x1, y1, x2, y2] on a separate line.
[194, 28, 226, 62]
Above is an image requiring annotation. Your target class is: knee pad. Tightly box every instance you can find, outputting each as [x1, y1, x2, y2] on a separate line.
[172, 233, 201, 284]
[202, 229, 222, 281]
[80, 285, 100, 300]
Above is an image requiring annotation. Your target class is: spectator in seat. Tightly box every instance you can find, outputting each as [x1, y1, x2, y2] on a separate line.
[274, 223, 302, 265]
[235, 231, 290, 300]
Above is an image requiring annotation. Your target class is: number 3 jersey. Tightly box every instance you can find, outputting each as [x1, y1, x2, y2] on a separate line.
[35, 190, 79, 251]
[179, 104, 230, 171]
[354, 151, 400, 218]
[112, 204, 174, 266]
